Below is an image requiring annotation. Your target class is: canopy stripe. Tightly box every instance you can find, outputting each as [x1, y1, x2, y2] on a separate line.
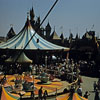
[56, 92, 88, 100]
[0, 18, 69, 51]
[1, 87, 20, 100]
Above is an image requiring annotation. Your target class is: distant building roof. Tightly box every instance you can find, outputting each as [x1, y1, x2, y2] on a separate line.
[46, 22, 51, 29]
[50, 30, 61, 40]
[60, 33, 64, 40]
[83, 31, 95, 40]
[7, 27, 16, 39]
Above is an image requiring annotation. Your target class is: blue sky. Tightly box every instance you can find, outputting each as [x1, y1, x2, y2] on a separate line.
[0, 0, 100, 38]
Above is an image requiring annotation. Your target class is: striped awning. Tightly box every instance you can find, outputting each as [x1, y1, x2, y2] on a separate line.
[56, 92, 88, 100]
[0, 18, 69, 51]
[1, 87, 20, 100]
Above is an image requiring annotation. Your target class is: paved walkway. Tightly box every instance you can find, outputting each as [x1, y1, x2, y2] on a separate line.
[81, 76, 98, 100]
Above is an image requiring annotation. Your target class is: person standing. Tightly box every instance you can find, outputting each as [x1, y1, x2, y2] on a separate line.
[97, 78, 100, 90]
[78, 75, 83, 86]
[93, 81, 97, 91]
[0, 84, 2, 98]
[43, 90, 48, 100]
[84, 91, 90, 99]
[38, 86, 43, 100]
[77, 85, 82, 96]
[94, 89, 99, 100]
[31, 89, 34, 98]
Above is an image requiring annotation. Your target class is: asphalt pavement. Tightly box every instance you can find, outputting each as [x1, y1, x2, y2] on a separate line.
[79, 76, 98, 100]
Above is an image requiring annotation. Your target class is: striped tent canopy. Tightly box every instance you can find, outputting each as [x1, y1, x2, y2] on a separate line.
[0, 18, 69, 51]
[1, 87, 20, 100]
[5, 52, 32, 63]
[56, 92, 88, 100]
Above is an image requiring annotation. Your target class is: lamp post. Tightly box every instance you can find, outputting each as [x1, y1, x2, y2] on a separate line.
[45, 55, 47, 68]
[71, 60, 74, 82]
[31, 74, 35, 100]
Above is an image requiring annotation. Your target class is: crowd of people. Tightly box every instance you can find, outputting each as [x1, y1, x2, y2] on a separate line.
[0, 58, 100, 100]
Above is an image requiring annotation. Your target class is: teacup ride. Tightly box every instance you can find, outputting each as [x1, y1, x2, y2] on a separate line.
[39, 72, 51, 84]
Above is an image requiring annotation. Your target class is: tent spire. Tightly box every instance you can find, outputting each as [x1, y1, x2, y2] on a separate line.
[25, 12, 31, 27]
[27, 12, 29, 19]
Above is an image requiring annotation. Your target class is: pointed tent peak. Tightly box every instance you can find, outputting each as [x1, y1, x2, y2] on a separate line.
[36, 16, 41, 23]
[30, 6, 35, 21]
[45, 21, 51, 31]
[5, 52, 32, 63]
[50, 28, 61, 40]
[60, 33, 64, 40]
[8, 27, 16, 34]
[31, 6, 35, 14]
[32, 6, 34, 11]
[8, 25, 15, 33]
[7, 25, 16, 39]
[25, 13, 32, 28]
[46, 21, 51, 27]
